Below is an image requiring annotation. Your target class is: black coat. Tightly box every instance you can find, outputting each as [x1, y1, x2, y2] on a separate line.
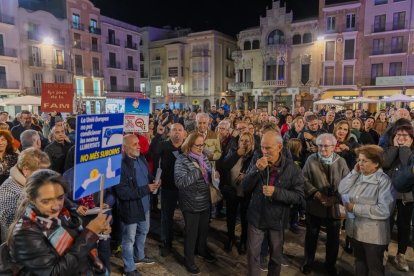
[44, 141, 73, 174]
[242, 155, 304, 230]
[114, 155, 154, 224]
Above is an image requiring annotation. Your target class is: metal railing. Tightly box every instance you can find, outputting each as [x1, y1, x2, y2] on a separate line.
[52, 61, 67, 70]
[126, 64, 138, 71]
[372, 21, 408, 33]
[106, 38, 120, 46]
[89, 26, 101, 35]
[107, 61, 121, 69]
[27, 31, 41, 41]
[125, 41, 137, 50]
[192, 50, 210, 57]
[72, 22, 84, 31]
[228, 82, 253, 91]
[0, 81, 19, 89]
[370, 45, 408, 55]
[261, 80, 287, 87]
[0, 48, 17, 58]
[29, 59, 45, 67]
[91, 69, 103, 77]
[0, 13, 14, 25]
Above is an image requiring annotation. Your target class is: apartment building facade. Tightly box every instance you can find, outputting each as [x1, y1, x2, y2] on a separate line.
[362, 0, 414, 105]
[101, 15, 141, 102]
[67, 0, 104, 114]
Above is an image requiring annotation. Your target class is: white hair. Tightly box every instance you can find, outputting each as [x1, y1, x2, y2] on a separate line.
[316, 133, 337, 146]
[196, 112, 209, 122]
[218, 120, 230, 130]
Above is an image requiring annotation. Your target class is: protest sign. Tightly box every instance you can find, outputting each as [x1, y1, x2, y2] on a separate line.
[74, 113, 124, 200]
[125, 98, 150, 115]
[124, 114, 149, 132]
[41, 83, 74, 112]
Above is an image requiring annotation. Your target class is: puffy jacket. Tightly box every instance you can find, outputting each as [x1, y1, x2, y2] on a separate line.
[114, 155, 153, 224]
[8, 209, 98, 275]
[242, 155, 304, 230]
[174, 154, 212, 213]
[383, 145, 414, 202]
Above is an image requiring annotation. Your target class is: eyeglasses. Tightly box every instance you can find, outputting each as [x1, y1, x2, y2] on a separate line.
[236, 127, 247, 131]
[396, 134, 410, 138]
[317, 144, 334, 149]
[193, 143, 205, 149]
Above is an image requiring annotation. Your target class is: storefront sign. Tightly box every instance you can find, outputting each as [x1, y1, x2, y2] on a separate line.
[376, 76, 414, 86]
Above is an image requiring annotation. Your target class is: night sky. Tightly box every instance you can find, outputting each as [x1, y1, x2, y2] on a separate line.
[91, 0, 324, 37]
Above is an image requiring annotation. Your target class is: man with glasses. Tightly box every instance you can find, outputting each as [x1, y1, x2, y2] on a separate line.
[298, 114, 327, 163]
[301, 133, 349, 275]
[243, 131, 304, 276]
[194, 113, 221, 161]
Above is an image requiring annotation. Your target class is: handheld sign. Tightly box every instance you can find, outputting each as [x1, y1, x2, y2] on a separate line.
[124, 98, 150, 133]
[125, 98, 150, 115]
[41, 83, 74, 112]
[74, 113, 124, 200]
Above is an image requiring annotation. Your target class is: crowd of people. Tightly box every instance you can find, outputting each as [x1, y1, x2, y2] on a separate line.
[0, 99, 413, 276]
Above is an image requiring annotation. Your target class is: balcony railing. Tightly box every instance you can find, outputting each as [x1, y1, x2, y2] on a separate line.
[141, 73, 148, 78]
[228, 82, 253, 91]
[73, 41, 84, 50]
[370, 45, 407, 55]
[0, 81, 19, 89]
[261, 80, 287, 87]
[126, 64, 138, 71]
[29, 59, 45, 67]
[372, 21, 408, 33]
[91, 44, 101, 52]
[107, 38, 120, 46]
[125, 41, 137, 50]
[150, 75, 162, 80]
[0, 48, 17, 58]
[72, 22, 84, 31]
[75, 67, 85, 76]
[91, 69, 103, 77]
[107, 61, 121, 69]
[192, 50, 210, 57]
[107, 85, 140, 92]
[55, 37, 65, 46]
[27, 31, 41, 41]
[52, 61, 67, 70]
[0, 13, 14, 25]
[25, 87, 41, 95]
[150, 59, 162, 65]
[88, 26, 101, 35]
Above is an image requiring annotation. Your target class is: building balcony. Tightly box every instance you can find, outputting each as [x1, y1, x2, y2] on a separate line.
[107, 61, 121, 69]
[125, 41, 137, 50]
[370, 45, 407, 56]
[228, 82, 253, 91]
[141, 73, 148, 79]
[231, 50, 242, 60]
[0, 81, 19, 89]
[27, 31, 41, 41]
[106, 38, 120, 46]
[150, 59, 162, 65]
[88, 26, 101, 35]
[91, 69, 104, 78]
[192, 50, 210, 58]
[0, 48, 17, 58]
[150, 75, 162, 80]
[90, 43, 101, 52]
[107, 85, 140, 92]
[372, 21, 408, 33]
[74, 67, 86, 76]
[55, 37, 65, 46]
[72, 22, 84, 31]
[0, 13, 14, 25]
[126, 64, 138, 71]
[28, 59, 45, 67]
[24, 87, 41, 95]
[73, 41, 84, 50]
[52, 61, 68, 70]
[261, 80, 287, 87]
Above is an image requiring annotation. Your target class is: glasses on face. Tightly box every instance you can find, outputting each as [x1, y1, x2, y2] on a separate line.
[317, 144, 334, 149]
[237, 127, 247, 131]
[396, 133, 409, 138]
[193, 143, 205, 149]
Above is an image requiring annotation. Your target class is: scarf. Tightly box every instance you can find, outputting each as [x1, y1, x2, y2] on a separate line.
[188, 152, 210, 184]
[22, 203, 82, 256]
[318, 153, 334, 165]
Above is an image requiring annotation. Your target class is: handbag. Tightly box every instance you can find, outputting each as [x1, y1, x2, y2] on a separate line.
[209, 184, 222, 205]
[330, 203, 347, 220]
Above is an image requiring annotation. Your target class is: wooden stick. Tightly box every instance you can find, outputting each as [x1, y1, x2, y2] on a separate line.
[99, 174, 104, 214]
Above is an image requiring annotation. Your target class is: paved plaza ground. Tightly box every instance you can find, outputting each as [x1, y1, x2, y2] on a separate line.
[109, 209, 414, 276]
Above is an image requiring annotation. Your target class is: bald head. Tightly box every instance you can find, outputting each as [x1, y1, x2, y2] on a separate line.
[261, 131, 283, 165]
[123, 134, 140, 158]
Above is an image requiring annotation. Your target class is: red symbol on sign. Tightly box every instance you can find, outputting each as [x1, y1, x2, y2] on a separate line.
[135, 118, 146, 130]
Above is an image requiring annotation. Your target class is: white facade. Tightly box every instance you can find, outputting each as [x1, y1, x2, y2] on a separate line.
[101, 16, 140, 96]
[17, 6, 71, 96]
[0, 0, 22, 115]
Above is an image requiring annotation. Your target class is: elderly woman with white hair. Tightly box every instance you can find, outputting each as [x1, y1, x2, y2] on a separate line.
[301, 133, 350, 275]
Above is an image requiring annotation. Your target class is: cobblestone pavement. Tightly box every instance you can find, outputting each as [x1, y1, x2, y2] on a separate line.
[110, 210, 414, 276]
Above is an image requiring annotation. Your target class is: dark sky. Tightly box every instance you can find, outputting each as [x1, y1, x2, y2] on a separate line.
[91, 0, 322, 37]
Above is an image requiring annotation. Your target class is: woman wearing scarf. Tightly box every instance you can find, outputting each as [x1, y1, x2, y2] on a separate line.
[301, 133, 349, 275]
[174, 132, 219, 275]
[6, 169, 112, 275]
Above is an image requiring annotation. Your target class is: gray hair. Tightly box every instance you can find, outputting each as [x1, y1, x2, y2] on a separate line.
[20, 130, 40, 150]
[316, 133, 337, 146]
[218, 120, 230, 130]
[196, 112, 209, 122]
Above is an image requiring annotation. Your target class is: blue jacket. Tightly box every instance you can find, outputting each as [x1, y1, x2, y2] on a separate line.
[114, 155, 154, 224]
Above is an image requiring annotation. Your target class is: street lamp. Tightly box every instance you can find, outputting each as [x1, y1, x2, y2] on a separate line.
[43, 36, 54, 45]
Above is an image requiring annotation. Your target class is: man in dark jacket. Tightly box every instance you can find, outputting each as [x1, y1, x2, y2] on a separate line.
[150, 123, 185, 256]
[44, 125, 72, 174]
[243, 131, 304, 276]
[298, 114, 327, 164]
[115, 134, 159, 276]
[11, 110, 48, 149]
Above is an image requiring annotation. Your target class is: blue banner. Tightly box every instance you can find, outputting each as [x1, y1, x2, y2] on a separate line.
[125, 98, 150, 115]
[74, 114, 124, 200]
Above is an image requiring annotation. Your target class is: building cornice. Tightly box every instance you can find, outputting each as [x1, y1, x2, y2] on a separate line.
[323, 2, 361, 12]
